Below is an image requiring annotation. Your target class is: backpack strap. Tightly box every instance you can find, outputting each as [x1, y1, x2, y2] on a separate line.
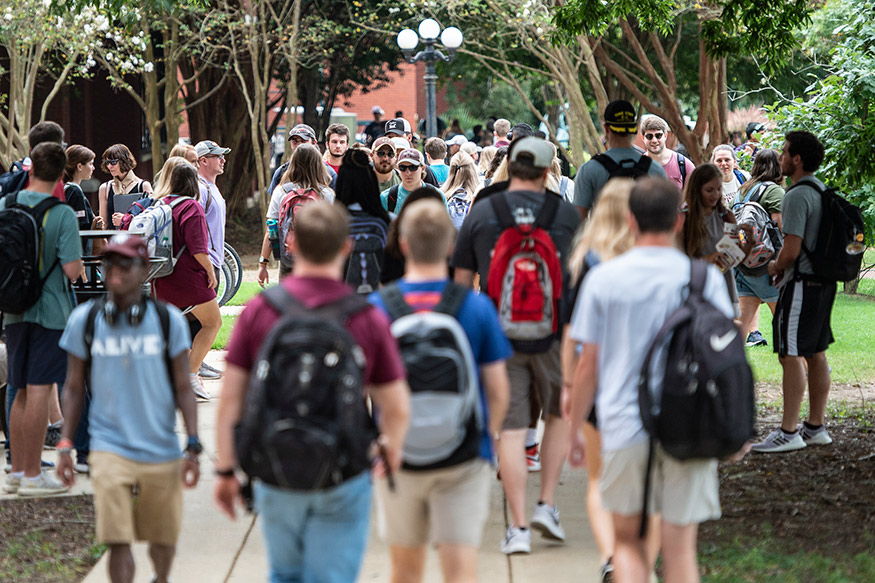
[677, 153, 687, 185]
[152, 299, 176, 403]
[489, 194, 516, 230]
[387, 186, 399, 213]
[633, 156, 652, 174]
[592, 153, 620, 175]
[534, 193, 561, 231]
[688, 258, 708, 298]
[264, 284, 371, 324]
[433, 281, 468, 318]
[263, 283, 305, 315]
[378, 283, 413, 322]
[733, 169, 746, 186]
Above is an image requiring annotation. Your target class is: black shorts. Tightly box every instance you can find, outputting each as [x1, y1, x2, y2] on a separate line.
[5, 323, 67, 387]
[773, 277, 836, 357]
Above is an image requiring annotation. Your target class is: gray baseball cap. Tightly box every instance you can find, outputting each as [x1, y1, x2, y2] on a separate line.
[509, 137, 553, 169]
[194, 140, 231, 158]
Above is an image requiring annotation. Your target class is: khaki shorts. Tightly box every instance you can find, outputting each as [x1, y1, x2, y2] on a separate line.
[600, 440, 721, 526]
[374, 459, 491, 547]
[503, 342, 562, 429]
[90, 451, 184, 546]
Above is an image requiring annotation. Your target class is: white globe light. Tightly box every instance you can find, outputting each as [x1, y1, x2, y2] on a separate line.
[397, 28, 419, 50]
[440, 26, 463, 49]
[418, 18, 441, 40]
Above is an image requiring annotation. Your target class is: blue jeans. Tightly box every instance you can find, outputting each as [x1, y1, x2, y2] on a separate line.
[254, 472, 372, 583]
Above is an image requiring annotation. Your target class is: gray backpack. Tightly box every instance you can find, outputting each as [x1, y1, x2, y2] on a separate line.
[378, 282, 482, 467]
[732, 182, 783, 278]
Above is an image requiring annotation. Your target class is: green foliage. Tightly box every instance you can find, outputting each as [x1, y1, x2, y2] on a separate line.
[767, 0, 875, 244]
[552, 0, 675, 42]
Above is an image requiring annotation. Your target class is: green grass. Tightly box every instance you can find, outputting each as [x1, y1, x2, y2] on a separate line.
[745, 291, 875, 384]
[225, 281, 265, 306]
[212, 315, 238, 350]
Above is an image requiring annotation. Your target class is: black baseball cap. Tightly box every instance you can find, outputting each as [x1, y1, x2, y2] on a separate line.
[604, 100, 638, 134]
[384, 118, 410, 136]
[509, 123, 534, 141]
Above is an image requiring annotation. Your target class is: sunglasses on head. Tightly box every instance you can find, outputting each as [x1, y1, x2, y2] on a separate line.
[104, 158, 120, 166]
[644, 132, 664, 141]
[398, 164, 419, 172]
[101, 256, 141, 271]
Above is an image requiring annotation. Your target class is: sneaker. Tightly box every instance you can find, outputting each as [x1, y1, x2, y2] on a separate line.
[190, 375, 211, 402]
[751, 429, 806, 453]
[44, 423, 62, 449]
[74, 457, 90, 475]
[3, 474, 20, 494]
[500, 525, 531, 555]
[745, 330, 768, 347]
[799, 424, 833, 446]
[198, 362, 223, 380]
[17, 472, 69, 497]
[531, 502, 566, 542]
[526, 444, 541, 472]
[7, 459, 54, 472]
[599, 557, 614, 583]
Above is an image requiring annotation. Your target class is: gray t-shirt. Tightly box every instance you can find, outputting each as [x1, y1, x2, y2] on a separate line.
[570, 246, 733, 452]
[573, 148, 667, 210]
[781, 176, 824, 276]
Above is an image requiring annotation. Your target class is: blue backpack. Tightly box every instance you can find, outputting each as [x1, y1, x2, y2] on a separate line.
[446, 188, 472, 230]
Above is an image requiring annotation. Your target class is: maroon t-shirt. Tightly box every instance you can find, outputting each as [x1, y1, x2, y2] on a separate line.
[226, 276, 405, 387]
[153, 195, 215, 308]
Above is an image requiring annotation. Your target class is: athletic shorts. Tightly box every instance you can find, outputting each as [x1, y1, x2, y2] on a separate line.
[735, 270, 779, 303]
[374, 459, 491, 547]
[601, 440, 720, 525]
[90, 451, 183, 546]
[5, 323, 66, 388]
[773, 277, 836, 357]
[503, 342, 562, 430]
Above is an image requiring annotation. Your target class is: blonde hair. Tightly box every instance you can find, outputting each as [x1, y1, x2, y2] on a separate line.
[400, 199, 456, 264]
[478, 146, 497, 174]
[568, 178, 634, 281]
[442, 152, 480, 201]
[169, 144, 198, 165]
[492, 156, 509, 183]
[153, 156, 196, 200]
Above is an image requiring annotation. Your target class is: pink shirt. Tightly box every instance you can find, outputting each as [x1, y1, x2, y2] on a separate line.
[661, 152, 695, 192]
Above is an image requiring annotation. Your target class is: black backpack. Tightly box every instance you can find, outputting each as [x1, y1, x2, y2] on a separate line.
[0, 192, 64, 314]
[234, 286, 376, 490]
[636, 260, 754, 535]
[345, 210, 388, 294]
[592, 153, 653, 179]
[0, 162, 28, 198]
[787, 180, 866, 282]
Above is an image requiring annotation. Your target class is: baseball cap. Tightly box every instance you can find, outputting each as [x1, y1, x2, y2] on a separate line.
[390, 137, 411, 151]
[372, 136, 396, 153]
[288, 124, 317, 142]
[397, 149, 424, 166]
[445, 134, 467, 147]
[194, 140, 231, 158]
[603, 100, 638, 134]
[385, 118, 411, 136]
[509, 137, 553, 169]
[100, 233, 150, 262]
[372, 105, 385, 115]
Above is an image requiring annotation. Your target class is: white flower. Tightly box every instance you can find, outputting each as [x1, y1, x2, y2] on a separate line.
[144, 62, 154, 73]
[106, 52, 113, 61]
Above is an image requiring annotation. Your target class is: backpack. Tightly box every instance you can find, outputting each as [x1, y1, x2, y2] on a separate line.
[677, 153, 687, 186]
[386, 185, 401, 213]
[635, 259, 754, 535]
[278, 185, 320, 268]
[126, 196, 192, 279]
[0, 161, 28, 198]
[787, 180, 866, 282]
[485, 194, 563, 352]
[446, 188, 472, 229]
[345, 210, 388, 294]
[732, 182, 783, 278]
[234, 286, 376, 490]
[378, 282, 482, 468]
[592, 153, 652, 179]
[0, 192, 64, 314]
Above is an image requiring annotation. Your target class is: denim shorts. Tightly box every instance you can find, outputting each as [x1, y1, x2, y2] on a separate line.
[735, 270, 779, 303]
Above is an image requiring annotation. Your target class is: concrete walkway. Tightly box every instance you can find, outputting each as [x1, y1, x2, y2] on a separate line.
[43, 349, 602, 583]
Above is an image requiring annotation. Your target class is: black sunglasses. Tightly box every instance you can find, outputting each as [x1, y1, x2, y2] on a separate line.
[104, 158, 120, 166]
[375, 149, 394, 158]
[398, 164, 419, 172]
[644, 132, 664, 141]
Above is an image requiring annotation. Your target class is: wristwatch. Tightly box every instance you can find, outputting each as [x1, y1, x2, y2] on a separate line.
[185, 436, 203, 456]
[258, 255, 269, 265]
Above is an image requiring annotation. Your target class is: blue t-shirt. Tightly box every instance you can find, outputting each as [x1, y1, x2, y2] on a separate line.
[430, 163, 450, 184]
[60, 301, 192, 463]
[369, 279, 512, 463]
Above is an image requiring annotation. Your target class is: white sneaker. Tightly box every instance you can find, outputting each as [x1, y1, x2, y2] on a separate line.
[190, 374, 211, 402]
[799, 424, 833, 446]
[751, 429, 806, 453]
[500, 525, 531, 554]
[531, 502, 566, 542]
[17, 472, 69, 497]
[3, 474, 20, 494]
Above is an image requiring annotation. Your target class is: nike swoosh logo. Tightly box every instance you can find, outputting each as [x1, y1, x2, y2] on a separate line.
[710, 330, 737, 352]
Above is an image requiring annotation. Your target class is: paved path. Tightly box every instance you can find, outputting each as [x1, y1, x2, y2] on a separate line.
[9, 349, 603, 582]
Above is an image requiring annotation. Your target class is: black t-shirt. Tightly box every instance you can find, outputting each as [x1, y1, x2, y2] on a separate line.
[64, 183, 95, 231]
[363, 121, 385, 146]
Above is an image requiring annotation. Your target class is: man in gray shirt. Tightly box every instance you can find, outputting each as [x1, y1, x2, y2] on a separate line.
[573, 100, 666, 220]
[754, 131, 834, 453]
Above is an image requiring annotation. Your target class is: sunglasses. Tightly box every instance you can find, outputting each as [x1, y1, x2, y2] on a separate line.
[104, 159, 120, 166]
[398, 164, 419, 172]
[375, 149, 394, 158]
[644, 132, 664, 141]
[101, 256, 142, 271]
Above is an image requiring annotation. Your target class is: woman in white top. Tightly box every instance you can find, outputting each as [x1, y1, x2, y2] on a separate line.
[711, 144, 749, 208]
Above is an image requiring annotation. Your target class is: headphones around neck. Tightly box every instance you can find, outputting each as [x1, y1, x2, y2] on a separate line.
[103, 296, 149, 327]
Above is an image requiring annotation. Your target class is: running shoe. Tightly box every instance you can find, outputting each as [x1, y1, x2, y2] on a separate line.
[526, 444, 541, 472]
[44, 423, 62, 449]
[799, 424, 833, 446]
[750, 428, 806, 453]
[3, 474, 20, 494]
[600, 557, 614, 583]
[74, 455, 90, 475]
[190, 374, 211, 402]
[745, 330, 768, 347]
[17, 472, 69, 497]
[500, 525, 531, 555]
[198, 362, 223, 380]
[531, 502, 566, 541]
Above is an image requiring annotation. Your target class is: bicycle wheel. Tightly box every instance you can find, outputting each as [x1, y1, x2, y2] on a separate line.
[216, 261, 233, 307]
[224, 242, 243, 300]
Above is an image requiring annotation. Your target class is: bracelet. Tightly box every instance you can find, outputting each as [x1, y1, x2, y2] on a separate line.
[215, 468, 236, 477]
[56, 437, 74, 450]
[58, 447, 74, 456]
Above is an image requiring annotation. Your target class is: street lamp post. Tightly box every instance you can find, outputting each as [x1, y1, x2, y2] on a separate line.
[397, 19, 463, 139]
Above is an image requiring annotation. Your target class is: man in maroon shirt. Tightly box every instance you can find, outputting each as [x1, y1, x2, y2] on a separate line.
[214, 201, 410, 583]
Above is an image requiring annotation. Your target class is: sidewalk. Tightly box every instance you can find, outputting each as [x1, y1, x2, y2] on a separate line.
[60, 349, 602, 582]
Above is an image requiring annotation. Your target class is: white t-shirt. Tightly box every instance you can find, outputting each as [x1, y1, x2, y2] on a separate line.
[266, 183, 336, 220]
[569, 246, 733, 452]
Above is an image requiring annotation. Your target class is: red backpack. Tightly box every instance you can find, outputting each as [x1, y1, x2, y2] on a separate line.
[278, 185, 321, 268]
[485, 194, 562, 351]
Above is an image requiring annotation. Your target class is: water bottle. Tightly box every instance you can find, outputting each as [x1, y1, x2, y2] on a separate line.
[267, 219, 280, 259]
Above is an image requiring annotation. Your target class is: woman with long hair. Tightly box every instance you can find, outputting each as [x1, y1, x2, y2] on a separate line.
[732, 148, 786, 346]
[97, 143, 152, 229]
[443, 152, 479, 229]
[150, 158, 220, 401]
[478, 145, 497, 178]
[483, 146, 508, 187]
